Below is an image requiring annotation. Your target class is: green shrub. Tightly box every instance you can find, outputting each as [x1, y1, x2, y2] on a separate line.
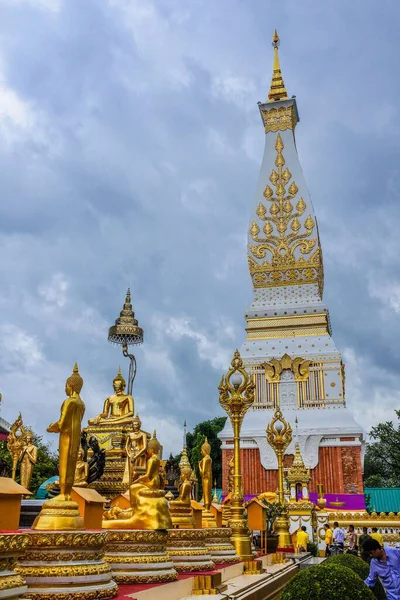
[322, 554, 385, 600]
[281, 563, 375, 600]
[306, 542, 319, 557]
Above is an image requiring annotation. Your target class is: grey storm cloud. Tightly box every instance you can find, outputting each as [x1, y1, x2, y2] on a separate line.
[0, 0, 400, 453]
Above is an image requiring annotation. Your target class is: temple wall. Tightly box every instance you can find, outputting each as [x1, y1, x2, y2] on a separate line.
[222, 445, 363, 496]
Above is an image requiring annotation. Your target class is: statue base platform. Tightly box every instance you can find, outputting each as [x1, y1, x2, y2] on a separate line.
[167, 529, 215, 572]
[83, 422, 133, 499]
[31, 498, 85, 531]
[201, 508, 217, 528]
[0, 533, 29, 599]
[105, 530, 178, 584]
[16, 530, 118, 600]
[203, 528, 239, 564]
[170, 504, 195, 529]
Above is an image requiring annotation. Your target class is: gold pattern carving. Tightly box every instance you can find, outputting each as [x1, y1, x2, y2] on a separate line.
[261, 106, 295, 133]
[0, 574, 26, 591]
[248, 133, 323, 293]
[16, 563, 111, 578]
[21, 588, 117, 600]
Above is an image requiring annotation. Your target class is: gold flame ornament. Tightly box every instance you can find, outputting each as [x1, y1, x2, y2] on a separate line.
[218, 350, 255, 560]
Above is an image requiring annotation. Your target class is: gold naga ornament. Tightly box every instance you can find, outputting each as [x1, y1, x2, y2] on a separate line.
[32, 363, 86, 530]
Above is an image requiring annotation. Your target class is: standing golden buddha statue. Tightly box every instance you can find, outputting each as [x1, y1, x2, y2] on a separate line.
[199, 437, 212, 510]
[19, 431, 38, 491]
[33, 364, 86, 530]
[122, 413, 148, 485]
[199, 437, 217, 527]
[170, 445, 195, 528]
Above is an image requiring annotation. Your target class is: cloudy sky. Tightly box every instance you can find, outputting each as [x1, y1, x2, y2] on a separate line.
[0, 0, 399, 454]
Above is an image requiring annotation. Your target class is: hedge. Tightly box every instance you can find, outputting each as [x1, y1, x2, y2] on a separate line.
[281, 563, 375, 600]
[322, 554, 385, 600]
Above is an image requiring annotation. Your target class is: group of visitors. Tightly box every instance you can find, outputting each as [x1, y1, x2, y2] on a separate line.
[321, 522, 400, 599]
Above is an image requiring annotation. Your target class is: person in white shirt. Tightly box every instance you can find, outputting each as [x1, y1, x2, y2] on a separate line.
[333, 521, 345, 549]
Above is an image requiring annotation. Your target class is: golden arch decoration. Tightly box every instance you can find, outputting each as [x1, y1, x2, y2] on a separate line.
[261, 353, 311, 383]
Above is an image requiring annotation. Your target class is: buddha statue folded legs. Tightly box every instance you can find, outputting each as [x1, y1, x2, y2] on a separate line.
[103, 432, 172, 530]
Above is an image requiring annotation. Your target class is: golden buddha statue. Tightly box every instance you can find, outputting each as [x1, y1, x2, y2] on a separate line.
[122, 413, 148, 485]
[73, 448, 88, 487]
[32, 364, 86, 530]
[19, 431, 38, 491]
[199, 437, 212, 511]
[88, 367, 134, 425]
[103, 431, 172, 530]
[170, 445, 195, 528]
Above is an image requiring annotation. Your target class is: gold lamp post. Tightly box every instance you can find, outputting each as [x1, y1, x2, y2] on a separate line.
[266, 409, 294, 552]
[218, 349, 255, 560]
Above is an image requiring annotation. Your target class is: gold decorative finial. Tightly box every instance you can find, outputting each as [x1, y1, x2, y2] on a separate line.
[268, 29, 288, 102]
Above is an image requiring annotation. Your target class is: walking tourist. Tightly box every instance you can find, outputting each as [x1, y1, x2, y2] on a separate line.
[323, 523, 333, 556]
[364, 537, 400, 600]
[296, 526, 309, 552]
[345, 524, 358, 555]
[370, 527, 384, 547]
[332, 521, 345, 549]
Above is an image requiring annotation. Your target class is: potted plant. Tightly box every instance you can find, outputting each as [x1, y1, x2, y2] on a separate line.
[261, 499, 286, 553]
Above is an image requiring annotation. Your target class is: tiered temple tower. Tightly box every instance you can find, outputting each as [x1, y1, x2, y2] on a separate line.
[220, 32, 364, 503]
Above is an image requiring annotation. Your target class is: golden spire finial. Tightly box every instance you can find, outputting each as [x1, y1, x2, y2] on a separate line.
[268, 29, 288, 102]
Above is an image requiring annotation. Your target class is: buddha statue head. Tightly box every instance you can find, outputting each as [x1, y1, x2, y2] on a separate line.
[132, 413, 142, 432]
[113, 367, 126, 395]
[66, 363, 84, 396]
[181, 466, 192, 481]
[147, 431, 161, 457]
[201, 437, 211, 457]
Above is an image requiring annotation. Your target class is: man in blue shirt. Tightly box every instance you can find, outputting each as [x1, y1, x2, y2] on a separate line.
[332, 521, 345, 549]
[364, 537, 400, 600]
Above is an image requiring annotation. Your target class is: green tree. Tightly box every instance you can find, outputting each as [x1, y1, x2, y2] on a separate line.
[0, 432, 58, 495]
[364, 410, 400, 488]
[186, 417, 227, 497]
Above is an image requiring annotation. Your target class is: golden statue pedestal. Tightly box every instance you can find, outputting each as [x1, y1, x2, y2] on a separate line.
[201, 508, 217, 528]
[0, 533, 29, 600]
[83, 423, 133, 499]
[16, 530, 118, 600]
[32, 498, 84, 530]
[104, 530, 178, 584]
[170, 503, 195, 529]
[167, 529, 215, 572]
[203, 528, 239, 565]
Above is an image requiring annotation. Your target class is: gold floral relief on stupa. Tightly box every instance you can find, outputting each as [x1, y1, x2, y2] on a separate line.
[248, 133, 323, 293]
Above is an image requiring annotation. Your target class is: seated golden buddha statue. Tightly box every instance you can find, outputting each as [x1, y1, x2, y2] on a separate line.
[103, 431, 172, 530]
[88, 367, 134, 426]
[169, 452, 195, 528]
[73, 448, 88, 487]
